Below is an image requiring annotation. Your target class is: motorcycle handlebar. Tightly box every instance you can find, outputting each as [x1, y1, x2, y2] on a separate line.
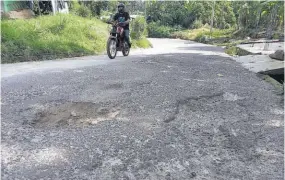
[107, 21, 125, 27]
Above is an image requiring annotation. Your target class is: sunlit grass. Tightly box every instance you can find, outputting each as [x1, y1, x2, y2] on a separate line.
[1, 14, 151, 63]
[1, 14, 110, 63]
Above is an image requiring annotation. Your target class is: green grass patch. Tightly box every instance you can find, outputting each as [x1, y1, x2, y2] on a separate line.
[225, 46, 238, 56]
[2, 14, 109, 63]
[147, 22, 177, 38]
[170, 28, 209, 40]
[170, 27, 234, 43]
[169, 27, 249, 56]
[132, 38, 152, 49]
[1, 14, 151, 63]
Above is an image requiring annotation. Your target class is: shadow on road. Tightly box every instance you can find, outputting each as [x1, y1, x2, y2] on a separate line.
[176, 45, 225, 53]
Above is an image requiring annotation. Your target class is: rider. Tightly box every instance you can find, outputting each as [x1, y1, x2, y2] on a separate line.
[113, 3, 131, 48]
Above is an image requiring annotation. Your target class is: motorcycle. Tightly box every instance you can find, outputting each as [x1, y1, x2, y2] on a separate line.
[106, 21, 130, 59]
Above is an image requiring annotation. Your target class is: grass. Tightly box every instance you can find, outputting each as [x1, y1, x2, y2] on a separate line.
[169, 27, 248, 56]
[1, 14, 151, 63]
[170, 27, 210, 40]
[132, 38, 152, 48]
[147, 24, 244, 56]
[225, 46, 238, 56]
[170, 27, 234, 42]
[150, 23, 283, 57]
[2, 14, 108, 63]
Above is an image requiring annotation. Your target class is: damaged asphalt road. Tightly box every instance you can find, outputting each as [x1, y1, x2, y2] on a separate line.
[1, 39, 284, 180]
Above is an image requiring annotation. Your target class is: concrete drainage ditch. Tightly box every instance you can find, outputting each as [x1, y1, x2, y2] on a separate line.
[229, 41, 284, 93]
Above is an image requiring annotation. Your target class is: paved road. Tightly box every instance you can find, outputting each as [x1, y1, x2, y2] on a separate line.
[2, 39, 284, 180]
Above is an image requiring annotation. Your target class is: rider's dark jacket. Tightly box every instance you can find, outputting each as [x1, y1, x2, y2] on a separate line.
[113, 12, 130, 30]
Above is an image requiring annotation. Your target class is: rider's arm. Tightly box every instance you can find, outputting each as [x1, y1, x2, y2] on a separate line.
[124, 12, 130, 24]
[125, 19, 130, 24]
[113, 13, 119, 23]
[113, 13, 118, 21]
[111, 14, 118, 25]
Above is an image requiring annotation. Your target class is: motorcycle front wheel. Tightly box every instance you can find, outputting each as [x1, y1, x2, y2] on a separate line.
[122, 42, 130, 56]
[107, 39, 117, 59]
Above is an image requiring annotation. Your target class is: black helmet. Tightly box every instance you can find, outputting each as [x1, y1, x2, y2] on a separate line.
[118, 3, 125, 13]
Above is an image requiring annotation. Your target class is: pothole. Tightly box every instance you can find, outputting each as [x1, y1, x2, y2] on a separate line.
[28, 102, 120, 128]
[105, 83, 123, 89]
[164, 92, 224, 123]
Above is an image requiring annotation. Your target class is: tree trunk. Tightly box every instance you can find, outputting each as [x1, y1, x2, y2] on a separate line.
[221, 3, 224, 29]
[254, 4, 262, 37]
[264, 4, 278, 50]
[255, 5, 262, 30]
[266, 4, 278, 39]
[210, 0, 215, 34]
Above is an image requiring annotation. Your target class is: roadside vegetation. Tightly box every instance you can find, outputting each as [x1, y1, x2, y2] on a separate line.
[1, 1, 151, 63]
[2, 14, 109, 63]
[1, 0, 283, 63]
[146, 1, 284, 55]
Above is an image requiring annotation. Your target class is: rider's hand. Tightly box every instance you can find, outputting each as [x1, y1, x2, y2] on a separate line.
[118, 22, 125, 26]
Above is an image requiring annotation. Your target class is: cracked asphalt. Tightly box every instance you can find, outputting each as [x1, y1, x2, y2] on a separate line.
[1, 39, 284, 180]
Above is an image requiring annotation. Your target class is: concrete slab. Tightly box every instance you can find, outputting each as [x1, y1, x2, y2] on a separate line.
[233, 55, 284, 73]
[237, 42, 284, 55]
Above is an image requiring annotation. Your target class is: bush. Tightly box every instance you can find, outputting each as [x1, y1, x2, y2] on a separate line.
[225, 23, 231, 29]
[170, 28, 210, 40]
[75, 5, 91, 18]
[173, 25, 183, 31]
[147, 22, 176, 38]
[70, 1, 91, 18]
[203, 23, 211, 29]
[170, 31, 189, 39]
[129, 16, 151, 48]
[232, 24, 238, 30]
[130, 16, 147, 40]
[191, 19, 203, 29]
[194, 33, 209, 43]
[182, 15, 195, 28]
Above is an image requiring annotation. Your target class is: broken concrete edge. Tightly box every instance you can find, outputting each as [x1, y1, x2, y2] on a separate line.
[236, 47, 262, 56]
[260, 68, 284, 76]
[269, 50, 284, 61]
[257, 74, 284, 94]
[240, 39, 283, 44]
[223, 45, 262, 57]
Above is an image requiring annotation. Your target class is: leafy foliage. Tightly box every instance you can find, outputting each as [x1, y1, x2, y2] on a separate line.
[130, 16, 147, 40]
[75, 5, 91, 18]
[191, 19, 203, 29]
[146, 1, 236, 29]
[147, 22, 176, 38]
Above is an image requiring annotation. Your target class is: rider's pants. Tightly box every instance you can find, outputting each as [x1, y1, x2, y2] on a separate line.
[124, 30, 131, 46]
